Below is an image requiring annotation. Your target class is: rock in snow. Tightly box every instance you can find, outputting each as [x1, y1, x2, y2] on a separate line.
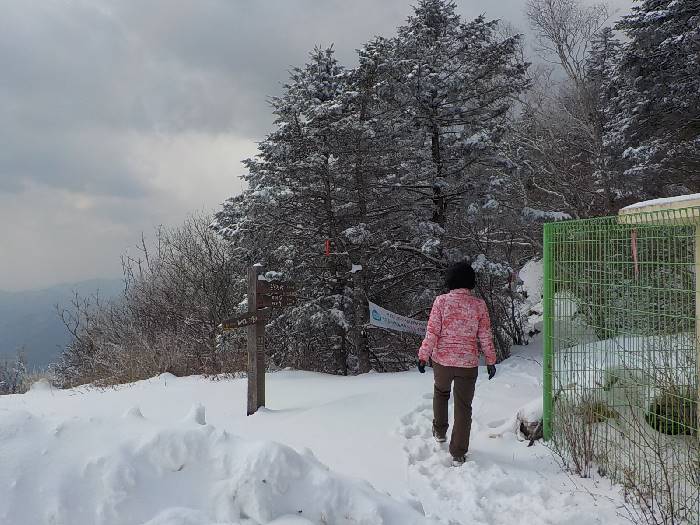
[516, 398, 544, 443]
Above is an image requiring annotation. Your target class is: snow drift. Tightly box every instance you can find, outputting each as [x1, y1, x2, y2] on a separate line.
[0, 400, 428, 525]
[0, 337, 630, 525]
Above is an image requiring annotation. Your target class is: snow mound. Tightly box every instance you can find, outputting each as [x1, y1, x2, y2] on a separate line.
[0, 403, 428, 525]
[515, 397, 543, 442]
[517, 397, 543, 423]
[158, 372, 178, 383]
[557, 333, 694, 395]
[520, 259, 543, 303]
[519, 258, 544, 332]
[28, 378, 52, 392]
[0, 342, 630, 524]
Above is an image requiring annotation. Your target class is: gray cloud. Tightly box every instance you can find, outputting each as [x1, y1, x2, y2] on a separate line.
[0, 0, 633, 291]
[0, 127, 149, 197]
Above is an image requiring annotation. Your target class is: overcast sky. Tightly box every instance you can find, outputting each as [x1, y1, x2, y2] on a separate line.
[0, 0, 633, 291]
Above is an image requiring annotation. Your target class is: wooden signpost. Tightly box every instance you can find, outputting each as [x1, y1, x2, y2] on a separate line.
[256, 294, 297, 309]
[257, 281, 295, 295]
[220, 265, 297, 415]
[220, 311, 267, 330]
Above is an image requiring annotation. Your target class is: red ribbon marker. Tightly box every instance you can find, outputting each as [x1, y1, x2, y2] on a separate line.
[631, 229, 639, 279]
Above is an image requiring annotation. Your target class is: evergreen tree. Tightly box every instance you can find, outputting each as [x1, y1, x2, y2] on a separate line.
[385, 0, 529, 259]
[586, 27, 625, 206]
[216, 47, 358, 373]
[214, 0, 532, 372]
[377, 0, 531, 357]
[610, 0, 700, 194]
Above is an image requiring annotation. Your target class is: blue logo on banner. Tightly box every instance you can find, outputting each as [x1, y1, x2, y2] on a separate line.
[371, 309, 382, 322]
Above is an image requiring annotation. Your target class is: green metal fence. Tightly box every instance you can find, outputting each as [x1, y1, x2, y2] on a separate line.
[543, 207, 699, 524]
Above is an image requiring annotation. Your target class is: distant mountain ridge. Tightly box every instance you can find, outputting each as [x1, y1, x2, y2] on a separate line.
[0, 278, 124, 370]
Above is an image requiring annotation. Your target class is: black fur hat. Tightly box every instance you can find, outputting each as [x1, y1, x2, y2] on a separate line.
[445, 261, 476, 290]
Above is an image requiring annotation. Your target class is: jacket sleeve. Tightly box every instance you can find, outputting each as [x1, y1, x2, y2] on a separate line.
[418, 296, 443, 362]
[478, 301, 497, 366]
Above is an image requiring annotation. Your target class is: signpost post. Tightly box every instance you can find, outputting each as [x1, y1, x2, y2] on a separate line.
[247, 266, 264, 416]
[220, 265, 297, 416]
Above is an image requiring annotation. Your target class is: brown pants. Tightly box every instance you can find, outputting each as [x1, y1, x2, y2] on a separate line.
[433, 362, 478, 458]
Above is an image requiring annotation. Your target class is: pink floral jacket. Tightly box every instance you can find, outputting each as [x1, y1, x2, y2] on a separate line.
[418, 289, 497, 368]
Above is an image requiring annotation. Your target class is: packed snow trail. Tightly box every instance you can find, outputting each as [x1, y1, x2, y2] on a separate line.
[0, 341, 630, 524]
[398, 345, 627, 524]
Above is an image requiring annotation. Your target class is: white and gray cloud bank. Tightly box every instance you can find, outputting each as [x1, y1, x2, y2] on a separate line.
[0, 0, 631, 291]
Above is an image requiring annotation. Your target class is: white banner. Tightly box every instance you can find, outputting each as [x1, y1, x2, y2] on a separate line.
[368, 302, 427, 336]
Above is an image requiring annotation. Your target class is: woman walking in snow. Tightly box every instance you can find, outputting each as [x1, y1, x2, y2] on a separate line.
[418, 261, 497, 464]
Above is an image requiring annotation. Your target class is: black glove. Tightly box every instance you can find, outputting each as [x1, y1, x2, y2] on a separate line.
[487, 364, 496, 380]
[418, 360, 427, 374]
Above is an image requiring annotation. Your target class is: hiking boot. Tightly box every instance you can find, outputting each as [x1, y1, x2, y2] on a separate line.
[452, 454, 466, 466]
[433, 429, 446, 443]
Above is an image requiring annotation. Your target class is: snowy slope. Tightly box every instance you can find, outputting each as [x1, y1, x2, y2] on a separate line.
[0, 340, 629, 525]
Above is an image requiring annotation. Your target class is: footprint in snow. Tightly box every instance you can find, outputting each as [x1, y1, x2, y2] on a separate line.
[405, 442, 432, 465]
[400, 413, 414, 426]
[403, 425, 421, 439]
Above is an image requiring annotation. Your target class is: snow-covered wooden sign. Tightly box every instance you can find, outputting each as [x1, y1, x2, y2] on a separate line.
[235, 267, 297, 416]
[256, 294, 297, 309]
[220, 312, 268, 331]
[257, 281, 296, 295]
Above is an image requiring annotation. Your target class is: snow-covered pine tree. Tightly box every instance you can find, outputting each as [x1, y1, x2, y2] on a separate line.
[387, 0, 528, 253]
[376, 0, 530, 358]
[215, 47, 365, 373]
[0, 351, 27, 395]
[214, 1, 532, 371]
[609, 0, 700, 195]
[585, 27, 625, 208]
[333, 37, 414, 372]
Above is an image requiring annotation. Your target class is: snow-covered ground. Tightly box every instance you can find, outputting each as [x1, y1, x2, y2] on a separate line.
[0, 339, 631, 525]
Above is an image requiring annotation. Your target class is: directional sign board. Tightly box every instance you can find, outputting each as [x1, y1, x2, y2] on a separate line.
[256, 294, 297, 309]
[220, 270, 300, 416]
[220, 312, 267, 331]
[257, 281, 296, 295]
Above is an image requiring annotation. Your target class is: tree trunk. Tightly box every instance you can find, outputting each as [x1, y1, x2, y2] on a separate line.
[352, 94, 372, 374]
[431, 125, 447, 227]
[354, 266, 370, 373]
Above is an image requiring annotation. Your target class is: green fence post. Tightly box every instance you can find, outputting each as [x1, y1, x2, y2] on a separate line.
[696, 225, 700, 441]
[542, 223, 554, 441]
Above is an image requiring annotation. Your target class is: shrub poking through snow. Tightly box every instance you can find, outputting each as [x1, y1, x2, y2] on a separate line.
[645, 388, 698, 436]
